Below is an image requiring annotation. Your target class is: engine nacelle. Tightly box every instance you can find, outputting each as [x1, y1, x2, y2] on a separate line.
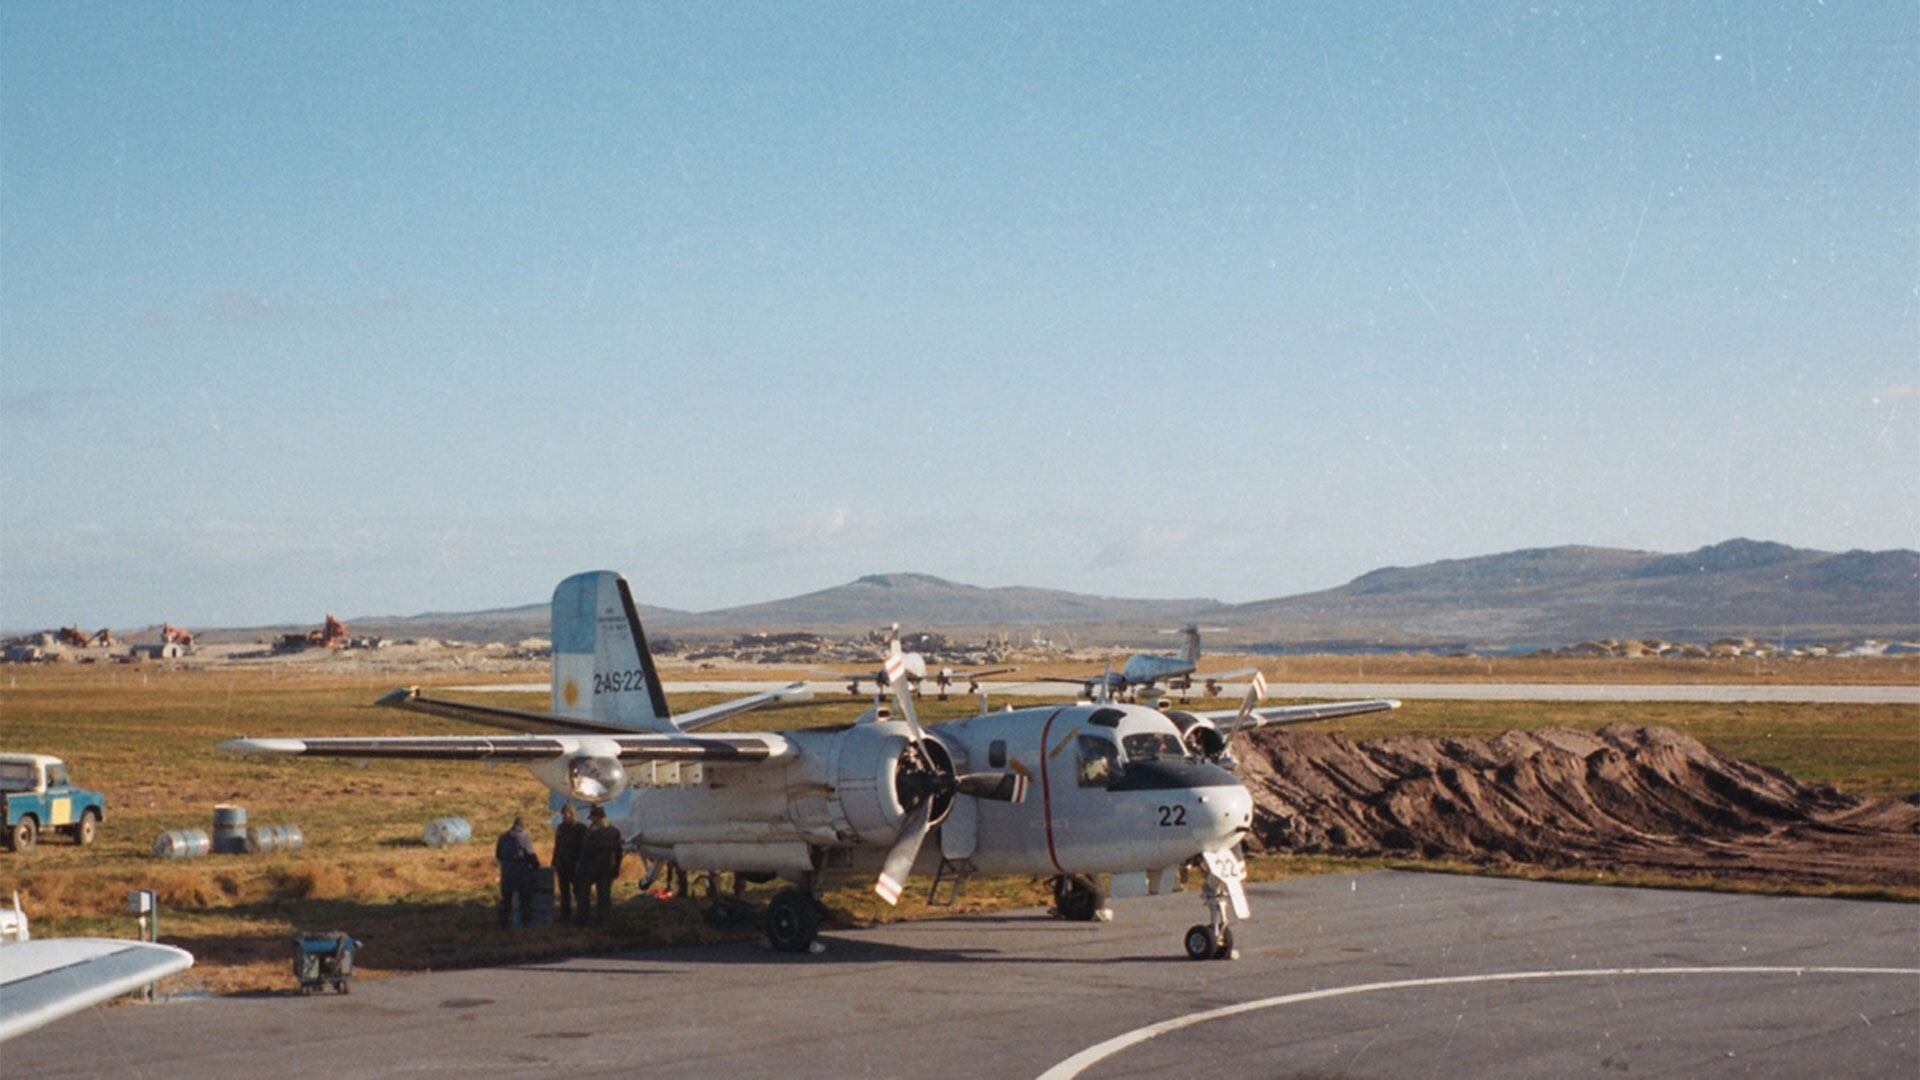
[781, 721, 958, 846]
[1164, 710, 1227, 760]
[566, 754, 629, 803]
[829, 722, 917, 845]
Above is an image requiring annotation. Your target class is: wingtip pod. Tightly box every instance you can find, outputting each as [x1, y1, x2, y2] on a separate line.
[375, 687, 418, 709]
[776, 681, 813, 704]
[1386, 698, 1403, 710]
[218, 737, 307, 757]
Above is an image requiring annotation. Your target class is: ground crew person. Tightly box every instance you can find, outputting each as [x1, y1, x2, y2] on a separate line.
[551, 803, 587, 924]
[494, 816, 538, 929]
[578, 805, 625, 926]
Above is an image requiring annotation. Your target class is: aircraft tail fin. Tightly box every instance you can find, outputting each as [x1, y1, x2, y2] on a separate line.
[1180, 625, 1202, 665]
[551, 571, 676, 733]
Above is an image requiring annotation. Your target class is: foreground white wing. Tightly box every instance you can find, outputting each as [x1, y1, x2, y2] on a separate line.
[0, 939, 193, 1042]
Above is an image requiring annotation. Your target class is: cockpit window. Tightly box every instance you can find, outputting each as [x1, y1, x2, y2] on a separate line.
[1075, 734, 1121, 788]
[1122, 733, 1187, 762]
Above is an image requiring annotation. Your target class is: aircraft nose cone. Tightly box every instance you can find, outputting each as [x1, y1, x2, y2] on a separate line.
[1197, 781, 1254, 848]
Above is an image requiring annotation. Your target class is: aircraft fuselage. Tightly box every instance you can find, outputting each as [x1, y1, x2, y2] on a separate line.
[554, 702, 1250, 886]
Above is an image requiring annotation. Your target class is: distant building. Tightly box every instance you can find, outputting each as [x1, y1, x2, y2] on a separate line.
[129, 642, 186, 660]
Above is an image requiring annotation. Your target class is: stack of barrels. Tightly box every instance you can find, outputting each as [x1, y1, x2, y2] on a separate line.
[152, 805, 303, 859]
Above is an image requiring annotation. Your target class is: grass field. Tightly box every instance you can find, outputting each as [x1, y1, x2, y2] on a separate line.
[1, 665, 1914, 993]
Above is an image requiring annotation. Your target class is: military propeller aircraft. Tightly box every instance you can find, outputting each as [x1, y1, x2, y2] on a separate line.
[835, 626, 1013, 699]
[222, 571, 1397, 959]
[1039, 624, 1254, 701]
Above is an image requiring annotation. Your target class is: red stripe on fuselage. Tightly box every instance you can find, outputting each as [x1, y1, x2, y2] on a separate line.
[1037, 706, 1068, 875]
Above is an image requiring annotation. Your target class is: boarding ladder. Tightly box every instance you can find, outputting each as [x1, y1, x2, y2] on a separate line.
[927, 857, 976, 907]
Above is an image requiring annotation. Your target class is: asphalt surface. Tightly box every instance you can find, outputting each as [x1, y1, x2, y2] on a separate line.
[13, 873, 1916, 1078]
[454, 679, 1920, 704]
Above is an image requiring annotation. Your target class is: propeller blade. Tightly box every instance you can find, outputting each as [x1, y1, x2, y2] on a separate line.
[874, 801, 933, 906]
[884, 642, 926, 739]
[1223, 670, 1269, 742]
[954, 770, 1028, 803]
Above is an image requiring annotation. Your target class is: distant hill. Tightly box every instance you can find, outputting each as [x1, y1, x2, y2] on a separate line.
[1216, 539, 1920, 647]
[691, 573, 1224, 629]
[182, 539, 1918, 648]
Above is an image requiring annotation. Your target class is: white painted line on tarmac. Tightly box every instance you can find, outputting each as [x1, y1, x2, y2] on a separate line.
[1035, 965, 1920, 1080]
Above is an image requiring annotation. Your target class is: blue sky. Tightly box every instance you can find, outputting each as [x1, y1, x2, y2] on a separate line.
[3, 3, 1915, 628]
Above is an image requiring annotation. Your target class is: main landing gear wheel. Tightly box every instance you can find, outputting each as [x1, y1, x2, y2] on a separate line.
[765, 889, 819, 953]
[1184, 923, 1234, 960]
[1051, 875, 1103, 922]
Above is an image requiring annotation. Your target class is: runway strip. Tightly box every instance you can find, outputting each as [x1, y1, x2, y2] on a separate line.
[8, 874, 1915, 1078]
[1037, 965, 1920, 1080]
[448, 679, 1920, 704]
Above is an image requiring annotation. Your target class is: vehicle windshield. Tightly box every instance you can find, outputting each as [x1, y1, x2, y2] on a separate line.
[0, 763, 35, 792]
[1122, 733, 1188, 762]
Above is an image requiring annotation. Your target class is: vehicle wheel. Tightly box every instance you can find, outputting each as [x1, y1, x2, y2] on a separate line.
[1184, 924, 1217, 961]
[765, 890, 819, 953]
[1052, 875, 1101, 921]
[1212, 925, 1235, 960]
[9, 817, 36, 852]
[75, 810, 99, 846]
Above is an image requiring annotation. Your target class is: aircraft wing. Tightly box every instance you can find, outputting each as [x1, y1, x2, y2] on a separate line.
[1193, 667, 1258, 684]
[0, 939, 193, 1043]
[219, 731, 794, 764]
[375, 684, 809, 736]
[675, 681, 812, 732]
[1196, 698, 1400, 732]
[375, 688, 637, 735]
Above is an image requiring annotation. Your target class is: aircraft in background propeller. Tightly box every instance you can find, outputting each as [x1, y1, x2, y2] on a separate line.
[222, 571, 1396, 959]
[1039, 624, 1256, 702]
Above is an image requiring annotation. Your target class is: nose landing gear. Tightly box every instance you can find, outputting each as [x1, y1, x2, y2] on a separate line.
[1184, 848, 1247, 960]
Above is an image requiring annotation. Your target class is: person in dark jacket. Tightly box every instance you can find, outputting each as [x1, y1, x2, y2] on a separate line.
[551, 803, 587, 924]
[494, 816, 539, 929]
[577, 805, 625, 926]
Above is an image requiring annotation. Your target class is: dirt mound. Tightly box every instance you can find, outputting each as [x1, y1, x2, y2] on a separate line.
[1237, 724, 1920, 888]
